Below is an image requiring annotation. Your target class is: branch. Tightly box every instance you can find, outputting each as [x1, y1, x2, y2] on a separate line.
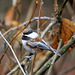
[7, 59, 27, 75]
[59, 0, 69, 16]
[6, 53, 17, 63]
[30, 55, 36, 75]
[12, 0, 17, 7]
[48, 39, 63, 75]
[37, 0, 43, 34]
[34, 35, 75, 75]
[54, 0, 59, 16]
[41, 19, 57, 38]
[0, 31, 26, 75]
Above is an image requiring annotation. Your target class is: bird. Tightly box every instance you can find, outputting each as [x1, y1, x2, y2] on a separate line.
[22, 28, 61, 60]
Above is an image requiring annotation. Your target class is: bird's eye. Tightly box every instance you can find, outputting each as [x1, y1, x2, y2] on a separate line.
[22, 35, 31, 40]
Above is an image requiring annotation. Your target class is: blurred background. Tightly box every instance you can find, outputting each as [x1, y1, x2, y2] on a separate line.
[0, 0, 75, 75]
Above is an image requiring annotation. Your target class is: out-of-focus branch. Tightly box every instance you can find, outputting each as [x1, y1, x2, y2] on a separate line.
[66, 2, 74, 16]
[0, 28, 12, 39]
[37, 0, 43, 34]
[0, 31, 26, 75]
[12, 0, 17, 7]
[54, 0, 59, 16]
[34, 35, 75, 75]
[30, 55, 36, 75]
[59, 0, 69, 16]
[6, 53, 17, 63]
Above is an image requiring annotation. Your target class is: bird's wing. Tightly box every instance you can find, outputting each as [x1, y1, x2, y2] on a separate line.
[42, 40, 61, 56]
[42, 40, 54, 51]
[27, 39, 61, 56]
[27, 41, 50, 50]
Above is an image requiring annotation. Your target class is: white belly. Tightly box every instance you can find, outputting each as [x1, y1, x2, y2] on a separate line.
[22, 40, 35, 53]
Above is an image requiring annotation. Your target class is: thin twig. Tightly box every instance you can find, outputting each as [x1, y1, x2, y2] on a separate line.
[12, 0, 17, 7]
[15, 0, 22, 21]
[6, 53, 17, 63]
[58, 66, 75, 75]
[54, 0, 59, 16]
[48, 39, 63, 75]
[59, 0, 69, 16]
[0, 31, 26, 75]
[37, 0, 43, 34]
[7, 59, 28, 75]
[41, 19, 50, 27]
[41, 19, 57, 38]
[24, 65, 29, 75]
[66, 1, 74, 16]
[0, 28, 12, 39]
[34, 35, 75, 75]
[31, 55, 36, 75]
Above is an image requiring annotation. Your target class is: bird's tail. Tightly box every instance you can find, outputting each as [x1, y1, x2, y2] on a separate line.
[49, 46, 61, 56]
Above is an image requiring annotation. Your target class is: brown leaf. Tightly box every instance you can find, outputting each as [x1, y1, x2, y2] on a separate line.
[61, 18, 75, 41]
[5, 7, 15, 26]
[51, 18, 75, 52]
[51, 34, 59, 49]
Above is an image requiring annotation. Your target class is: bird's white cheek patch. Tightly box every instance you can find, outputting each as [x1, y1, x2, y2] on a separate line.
[26, 32, 38, 38]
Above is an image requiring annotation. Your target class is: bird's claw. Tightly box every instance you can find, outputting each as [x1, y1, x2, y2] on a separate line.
[24, 55, 34, 61]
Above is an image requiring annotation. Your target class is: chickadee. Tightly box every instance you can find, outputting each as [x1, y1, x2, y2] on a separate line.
[22, 29, 61, 59]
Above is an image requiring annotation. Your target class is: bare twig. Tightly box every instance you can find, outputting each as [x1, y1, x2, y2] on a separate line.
[48, 39, 63, 75]
[7, 59, 27, 75]
[54, 0, 59, 16]
[41, 19, 50, 27]
[59, 0, 69, 16]
[0, 28, 12, 39]
[58, 66, 75, 75]
[6, 53, 17, 63]
[34, 35, 75, 75]
[0, 31, 26, 75]
[12, 0, 17, 7]
[31, 55, 36, 75]
[41, 19, 57, 38]
[16, 0, 22, 21]
[24, 65, 29, 75]
[37, 0, 43, 34]
[66, 2, 74, 16]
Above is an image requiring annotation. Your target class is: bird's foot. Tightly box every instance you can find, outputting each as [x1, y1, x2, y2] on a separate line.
[24, 55, 34, 61]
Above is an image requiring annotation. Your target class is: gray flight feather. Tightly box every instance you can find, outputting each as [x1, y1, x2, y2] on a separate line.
[28, 42, 50, 50]
[27, 39, 61, 56]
